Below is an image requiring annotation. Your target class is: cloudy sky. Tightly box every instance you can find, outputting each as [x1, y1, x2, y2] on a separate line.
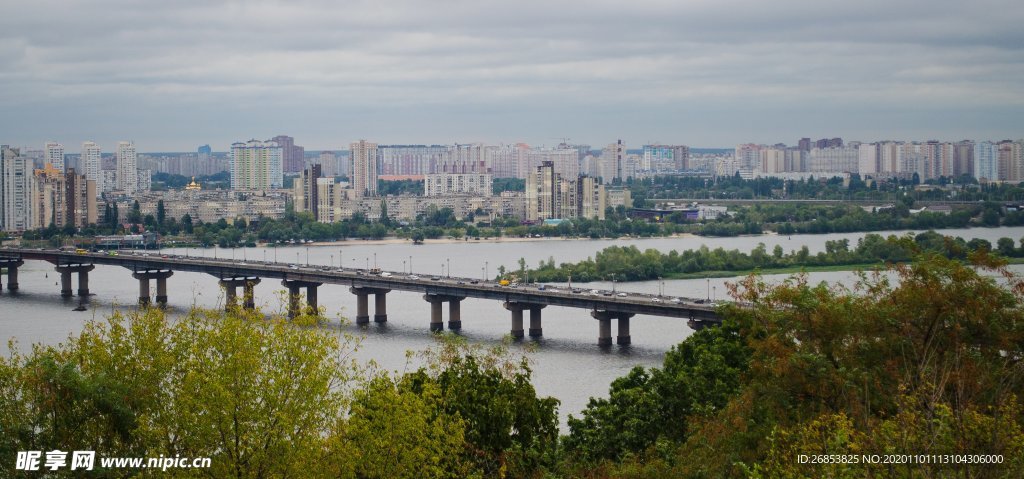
[1, 0, 1022, 151]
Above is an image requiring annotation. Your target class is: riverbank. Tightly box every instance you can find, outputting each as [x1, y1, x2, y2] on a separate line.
[306, 233, 702, 247]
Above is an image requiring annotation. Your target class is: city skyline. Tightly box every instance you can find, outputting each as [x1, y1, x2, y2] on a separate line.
[1, 1, 1021, 151]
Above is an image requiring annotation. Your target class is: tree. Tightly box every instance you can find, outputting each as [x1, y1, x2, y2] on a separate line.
[0, 306, 354, 478]
[156, 200, 166, 226]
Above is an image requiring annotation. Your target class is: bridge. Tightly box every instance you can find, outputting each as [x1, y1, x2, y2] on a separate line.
[0, 247, 722, 346]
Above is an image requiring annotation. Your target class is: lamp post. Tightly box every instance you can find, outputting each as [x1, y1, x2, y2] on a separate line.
[658, 277, 664, 297]
[485, 261, 488, 280]
[263, 249, 266, 263]
[481, 266, 485, 281]
[446, 258, 450, 278]
[295, 252, 299, 266]
[403, 260, 406, 274]
[611, 273, 616, 293]
[305, 246, 309, 266]
[706, 276, 710, 301]
[409, 255, 413, 274]
[365, 257, 369, 270]
[274, 247, 277, 263]
[440, 263, 444, 277]
[340, 249, 343, 269]
[330, 254, 334, 268]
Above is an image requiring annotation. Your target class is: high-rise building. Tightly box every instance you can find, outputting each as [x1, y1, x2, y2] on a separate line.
[2, 145, 32, 232]
[858, 143, 879, 175]
[642, 145, 690, 172]
[45, 141, 64, 171]
[798, 138, 812, 152]
[350, 140, 378, 197]
[317, 151, 338, 177]
[271, 135, 306, 173]
[602, 140, 626, 180]
[378, 145, 447, 175]
[81, 141, 102, 191]
[230, 140, 283, 189]
[974, 141, 999, 181]
[294, 164, 322, 219]
[424, 173, 493, 196]
[116, 141, 137, 195]
[525, 161, 605, 221]
[30, 164, 68, 229]
[66, 168, 98, 227]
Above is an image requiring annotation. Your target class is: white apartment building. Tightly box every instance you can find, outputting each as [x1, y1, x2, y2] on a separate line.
[1, 146, 32, 232]
[424, 173, 493, 196]
[81, 141, 102, 190]
[45, 141, 64, 171]
[116, 141, 138, 195]
[230, 139, 283, 190]
[350, 140, 378, 197]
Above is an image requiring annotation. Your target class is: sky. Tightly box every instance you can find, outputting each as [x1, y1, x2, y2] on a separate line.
[1, 0, 1022, 151]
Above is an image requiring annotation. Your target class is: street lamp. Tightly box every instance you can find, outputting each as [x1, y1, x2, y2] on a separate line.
[446, 258, 450, 278]
[706, 276, 710, 301]
[481, 266, 485, 280]
[403, 260, 407, 274]
[330, 254, 334, 268]
[340, 249, 343, 269]
[440, 263, 444, 277]
[306, 246, 309, 266]
[485, 261, 488, 280]
[658, 277, 664, 297]
[365, 257, 369, 270]
[296, 252, 299, 265]
[611, 273, 616, 293]
[373, 252, 377, 269]
[409, 255, 413, 274]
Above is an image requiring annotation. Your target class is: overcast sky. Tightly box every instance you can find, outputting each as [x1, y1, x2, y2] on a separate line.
[1, 0, 1022, 151]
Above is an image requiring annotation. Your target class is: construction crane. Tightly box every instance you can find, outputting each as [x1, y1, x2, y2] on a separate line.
[549, 137, 572, 148]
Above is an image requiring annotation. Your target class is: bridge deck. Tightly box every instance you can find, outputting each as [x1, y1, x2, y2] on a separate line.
[0, 248, 723, 322]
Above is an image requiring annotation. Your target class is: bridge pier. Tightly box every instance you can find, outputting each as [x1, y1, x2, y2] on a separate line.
[423, 294, 464, 332]
[132, 270, 173, 307]
[55, 264, 96, 297]
[282, 280, 322, 318]
[0, 259, 24, 292]
[591, 311, 635, 345]
[448, 298, 462, 330]
[350, 287, 391, 324]
[504, 302, 546, 339]
[219, 278, 261, 311]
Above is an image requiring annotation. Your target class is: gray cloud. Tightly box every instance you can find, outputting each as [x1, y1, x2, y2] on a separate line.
[1, 0, 1021, 151]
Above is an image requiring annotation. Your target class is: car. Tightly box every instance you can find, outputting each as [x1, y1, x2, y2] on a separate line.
[590, 289, 600, 295]
[617, 292, 627, 297]
[456, 281, 465, 285]
[408, 275, 420, 280]
[380, 272, 392, 278]
[651, 297, 662, 303]
[470, 280, 479, 284]
[572, 289, 583, 294]
[430, 276, 441, 281]
[537, 285, 546, 291]
[602, 291, 613, 296]
[671, 297, 682, 303]
[289, 265, 298, 270]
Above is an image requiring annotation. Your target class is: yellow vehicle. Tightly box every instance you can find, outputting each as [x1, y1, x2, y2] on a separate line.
[75, 248, 88, 255]
[499, 279, 511, 286]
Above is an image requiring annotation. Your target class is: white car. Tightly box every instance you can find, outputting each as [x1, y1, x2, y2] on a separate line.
[651, 297, 662, 303]
[617, 292, 627, 297]
[408, 275, 420, 280]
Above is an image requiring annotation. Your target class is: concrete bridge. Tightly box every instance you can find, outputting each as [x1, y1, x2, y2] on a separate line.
[0, 248, 723, 346]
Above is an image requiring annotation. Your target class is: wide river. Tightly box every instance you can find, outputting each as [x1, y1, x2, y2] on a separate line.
[3, 226, 1023, 428]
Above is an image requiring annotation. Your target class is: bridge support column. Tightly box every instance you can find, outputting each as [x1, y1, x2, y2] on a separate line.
[60, 270, 73, 297]
[283, 280, 323, 318]
[242, 279, 260, 310]
[374, 291, 388, 323]
[448, 298, 462, 330]
[528, 305, 546, 338]
[504, 302, 525, 338]
[617, 314, 634, 345]
[133, 271, 172, 308]
[0, 259, 25, 292]
[77, 269, 90, 297]
[54, 264, 95, 298]
[351, 287, 390, 324]
[355, 292, 369, 324]
[220, 280, 238, 310]
[427, 296, 444, 331]
[591, 311, 634, 346]
[137, 276, 151, 307]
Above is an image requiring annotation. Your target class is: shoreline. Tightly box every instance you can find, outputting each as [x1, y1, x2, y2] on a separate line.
[304, 233, 705, 247]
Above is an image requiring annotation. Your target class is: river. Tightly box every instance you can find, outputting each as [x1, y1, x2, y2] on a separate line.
[3, 225, 1023, 428]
